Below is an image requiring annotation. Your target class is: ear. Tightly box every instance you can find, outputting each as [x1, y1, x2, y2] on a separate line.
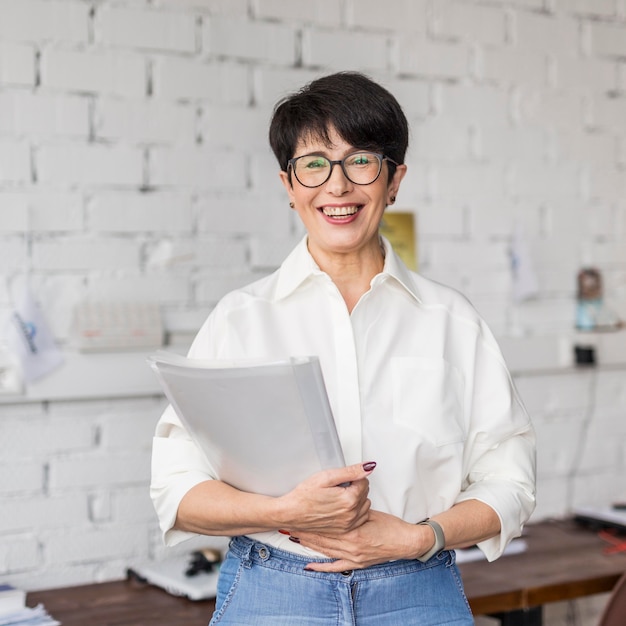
[387, 164, 407, 204]
[279, 170, 296, 209]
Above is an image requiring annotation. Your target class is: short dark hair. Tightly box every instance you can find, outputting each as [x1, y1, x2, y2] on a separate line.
[269, 72, 409, 181]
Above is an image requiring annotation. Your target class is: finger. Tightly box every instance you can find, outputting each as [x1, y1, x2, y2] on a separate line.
[304, 559, 356, 573]
[318, 461, 376, 488]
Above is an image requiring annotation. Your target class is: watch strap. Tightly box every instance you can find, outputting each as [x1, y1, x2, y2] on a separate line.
[417, 518, 445, 562]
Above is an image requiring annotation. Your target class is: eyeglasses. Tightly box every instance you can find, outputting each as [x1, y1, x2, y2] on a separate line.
[287, 151, 399, 188]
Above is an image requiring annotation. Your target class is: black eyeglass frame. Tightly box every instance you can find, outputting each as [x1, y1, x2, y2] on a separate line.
[287, 151, 400, 188]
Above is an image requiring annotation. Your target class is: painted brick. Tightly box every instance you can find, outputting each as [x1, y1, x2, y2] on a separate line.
[42, 48, 146, 97]
[513, 11, 580, 55]
[0, 42, 35, 86]
[49, 452, 151, 490]
[146, 236, 248, 270]
[37, 145, 144, 187]
[436, 84, 511, 127]
[195, 190, 293, 237]
[0, 192, 83, 232]
[557, 56, 617, 95]
[45, 525, 149, 564]
[112, 486, 159, 524]
[467, 196, 518, 238]
[88, 192, 193, 233]
[0, 140, 31, 183]
[0, 495, 88, 533]
[0, 533, 39, 575]
[552, 130, 617, 166]
[591, 95, 626, 133]
[204, 17, 296, 65]
[434, 0, 506, 45]
[417, 202, 465, 237]
[396, 37, 468, 79]
[33, 237, 140, 272]
[589, 21, 626, 58]
[202, 105, 271, 150]
[0, 414, 93, 461]
[587, 164, 626, 201]
[255, 0, 342, 26]
[346, 0, 428, 31]
[510, 162, 582, 197]
[569, 0, 617, 17]
[249, 234, 303, 270]
[158, 0, 248, 14]
[195, 269, 266, 304]
[84, 272, 191, 304]
[253, 67, 322, 106]
[432, 162, 507, 199]
[384, 78, 430, 120]
[303, 28, 389, 72]
[0, 461, 43, 495]
[480, 46, 548, 87]
[154, 57, 249, 103]
[533, 414, 586, 476]
[516, 89, 585, 131]
[412, 118, 470, 160]
[149, 146, 246, 189]
[0, 92, 89, 137]
[0, 0, 89, 44]
[429, 239, 510, 269]
[95, 6, 196, 53]
[476, 124, 547, 161]
[95, 98, 196, 144]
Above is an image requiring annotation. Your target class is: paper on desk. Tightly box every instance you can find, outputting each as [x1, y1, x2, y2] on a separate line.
[149, 353, 346, 497]
[0, 604, 60, 625]
[455, 538, 528, 563]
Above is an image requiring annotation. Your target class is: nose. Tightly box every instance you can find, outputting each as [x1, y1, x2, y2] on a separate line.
[325, 161, 352, 195]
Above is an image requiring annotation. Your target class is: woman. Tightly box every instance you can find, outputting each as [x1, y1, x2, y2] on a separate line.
[151, 72, 536, 625]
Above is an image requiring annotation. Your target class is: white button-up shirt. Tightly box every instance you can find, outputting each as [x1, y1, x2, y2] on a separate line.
[151, 236, 536, 561]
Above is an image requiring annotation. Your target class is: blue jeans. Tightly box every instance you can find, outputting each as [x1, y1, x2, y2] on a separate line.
[209, 536, 474, 625]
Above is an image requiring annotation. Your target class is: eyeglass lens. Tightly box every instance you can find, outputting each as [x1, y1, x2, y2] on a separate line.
[292, 152, 383, 187]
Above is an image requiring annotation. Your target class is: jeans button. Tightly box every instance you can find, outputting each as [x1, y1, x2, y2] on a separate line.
[258, 547, 269, 559]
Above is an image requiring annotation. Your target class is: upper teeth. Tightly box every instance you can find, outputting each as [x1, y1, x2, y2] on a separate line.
[322, 206, 359, 217]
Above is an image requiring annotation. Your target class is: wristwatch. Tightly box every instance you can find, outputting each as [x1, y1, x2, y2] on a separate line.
[417, 518, 445, 562]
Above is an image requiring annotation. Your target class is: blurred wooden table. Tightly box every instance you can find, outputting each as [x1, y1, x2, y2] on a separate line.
[460, 518, 626, 624]
[27, 519, 626, 626]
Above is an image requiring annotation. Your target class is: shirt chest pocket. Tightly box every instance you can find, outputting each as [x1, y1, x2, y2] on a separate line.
[391, 357, 466, 446]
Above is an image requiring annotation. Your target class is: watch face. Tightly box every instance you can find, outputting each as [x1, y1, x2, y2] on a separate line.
[577, 268, 602, 301]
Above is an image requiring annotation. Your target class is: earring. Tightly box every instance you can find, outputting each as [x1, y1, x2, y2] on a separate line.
[390, 196, 396, 203]
[289, 202, 294, 208]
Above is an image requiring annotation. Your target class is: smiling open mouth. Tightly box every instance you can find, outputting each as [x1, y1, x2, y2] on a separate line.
[320, 205, 362, 218]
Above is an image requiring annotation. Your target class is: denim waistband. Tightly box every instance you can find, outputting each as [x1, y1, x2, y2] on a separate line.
[227, 535, 454, 581]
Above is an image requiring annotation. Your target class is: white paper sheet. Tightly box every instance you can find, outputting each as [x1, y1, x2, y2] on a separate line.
[149, 353, 346, 496]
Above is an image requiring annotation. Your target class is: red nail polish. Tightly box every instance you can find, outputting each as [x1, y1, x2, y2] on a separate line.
[289, 536, 301, 544]
[278, 529, 290, 535]
[363, 461, 377, 472]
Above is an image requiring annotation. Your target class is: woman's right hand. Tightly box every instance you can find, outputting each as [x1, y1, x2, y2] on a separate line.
[276, 462, 375, 535]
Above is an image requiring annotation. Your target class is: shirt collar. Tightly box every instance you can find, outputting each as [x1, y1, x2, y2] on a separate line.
[274, 235, 422, 303]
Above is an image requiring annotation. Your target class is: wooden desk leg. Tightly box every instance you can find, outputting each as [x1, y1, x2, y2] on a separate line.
[489, 606, 543, 626]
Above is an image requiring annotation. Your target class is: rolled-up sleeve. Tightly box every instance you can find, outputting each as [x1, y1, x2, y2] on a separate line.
[150, 404, 217, 546]
[454, 325, 537, 561]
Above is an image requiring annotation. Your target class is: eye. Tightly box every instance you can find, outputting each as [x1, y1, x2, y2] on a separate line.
[346, 153, 374, 167]
[301, 157, 329, 170]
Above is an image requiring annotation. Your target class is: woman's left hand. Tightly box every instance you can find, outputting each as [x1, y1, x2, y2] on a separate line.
[296, 510, 419, 572]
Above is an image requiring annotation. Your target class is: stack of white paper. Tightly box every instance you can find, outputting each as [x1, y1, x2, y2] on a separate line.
[149, 353, 346, 497]
[0, 604, 60, 626]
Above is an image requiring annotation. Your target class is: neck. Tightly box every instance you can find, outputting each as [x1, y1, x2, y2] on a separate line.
[309, 238, 386, 313]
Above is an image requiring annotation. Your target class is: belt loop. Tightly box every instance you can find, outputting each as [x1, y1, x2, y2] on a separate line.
[240, 537, 254, 569]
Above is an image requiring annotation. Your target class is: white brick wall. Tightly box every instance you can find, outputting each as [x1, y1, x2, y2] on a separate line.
[0, 4, 625, 624]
